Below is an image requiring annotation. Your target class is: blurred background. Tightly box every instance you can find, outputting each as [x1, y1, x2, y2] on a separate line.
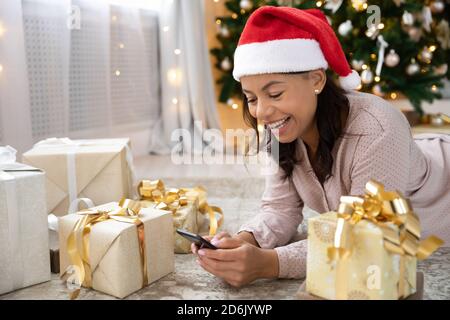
[0, 0, 449, 161]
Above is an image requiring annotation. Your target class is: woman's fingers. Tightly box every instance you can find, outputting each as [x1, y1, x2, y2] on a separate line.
[198, 247, 240, 261]
[212, 237, 242, 249]
[191, 242, 198, 255]
[197, 257, 241, 277]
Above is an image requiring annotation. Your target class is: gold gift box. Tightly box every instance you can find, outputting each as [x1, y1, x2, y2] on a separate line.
[138, 180, 223, 253]
[305, 180, 443, 300]
[306, 211, 416, 300]
[59, 201, 174, 299]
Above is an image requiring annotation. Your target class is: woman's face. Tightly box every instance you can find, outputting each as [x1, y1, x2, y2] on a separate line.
[241, 70, 325, 144]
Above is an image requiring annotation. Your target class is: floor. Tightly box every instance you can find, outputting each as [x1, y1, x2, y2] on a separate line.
[1, 155, 449, 300]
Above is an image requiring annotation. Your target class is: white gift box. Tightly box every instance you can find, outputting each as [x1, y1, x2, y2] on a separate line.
[22, 138, 135, 216]
[0, 146, 50, 295]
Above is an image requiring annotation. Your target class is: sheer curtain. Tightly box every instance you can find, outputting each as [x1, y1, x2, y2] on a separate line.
[0, 0, 222, 157]
[0, 0, 161, 156]
[145, 0, 223, 155]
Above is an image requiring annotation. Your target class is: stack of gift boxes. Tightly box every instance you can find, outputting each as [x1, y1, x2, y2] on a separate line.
[0, 138, 223, 299]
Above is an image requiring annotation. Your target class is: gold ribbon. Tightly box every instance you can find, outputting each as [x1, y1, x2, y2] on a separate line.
[62, 199, 147, 299]
[328, 180, 444, 299]
[138, 179, 223, 236]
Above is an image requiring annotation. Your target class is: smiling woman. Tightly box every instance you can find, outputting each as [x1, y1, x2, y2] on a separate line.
[193, 5, 450, 288]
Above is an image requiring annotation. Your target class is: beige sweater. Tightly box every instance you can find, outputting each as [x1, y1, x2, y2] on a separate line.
[239, 91, 450, 279]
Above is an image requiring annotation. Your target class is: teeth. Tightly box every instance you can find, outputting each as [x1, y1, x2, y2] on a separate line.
[268, 117, 289, 130]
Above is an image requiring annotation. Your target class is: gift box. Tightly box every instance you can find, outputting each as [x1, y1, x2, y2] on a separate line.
[138, 180, 224, 253]
[58, 199, 174, 299]
[297, 272, 424, 300]
[306, 180, 443, 300]
[0, 146, 51, 295]
[22, 138, 135, 216]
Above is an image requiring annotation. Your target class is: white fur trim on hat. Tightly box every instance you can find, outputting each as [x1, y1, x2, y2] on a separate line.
[339, 70, 361, 90]
[233, 38, 328, 81]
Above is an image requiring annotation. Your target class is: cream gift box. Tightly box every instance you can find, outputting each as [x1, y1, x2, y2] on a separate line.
[0, 146, 50, 295]
[22, 138, 135, 216]
[58, 200, 174, 299]
[305, 180, 443, 300]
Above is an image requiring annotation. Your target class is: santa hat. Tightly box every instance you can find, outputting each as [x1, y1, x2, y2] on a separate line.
[232, 6, 361, 90]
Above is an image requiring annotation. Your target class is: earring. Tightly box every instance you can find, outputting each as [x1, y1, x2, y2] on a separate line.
[314, 89, 320, 95]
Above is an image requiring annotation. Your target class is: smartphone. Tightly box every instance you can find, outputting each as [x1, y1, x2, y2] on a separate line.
[176, 228, 217, 250]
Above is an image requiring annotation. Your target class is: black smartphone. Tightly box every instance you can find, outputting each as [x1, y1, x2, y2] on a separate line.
[176, 228, 217, 250]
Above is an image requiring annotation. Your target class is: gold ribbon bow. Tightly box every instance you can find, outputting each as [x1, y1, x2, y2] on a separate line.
[138, 179, 223, 236]
[62, 199, 147, 299]
[328, 180, 444, 299]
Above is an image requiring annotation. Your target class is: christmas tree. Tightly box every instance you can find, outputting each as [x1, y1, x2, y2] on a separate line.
[211, 0, 450, 114]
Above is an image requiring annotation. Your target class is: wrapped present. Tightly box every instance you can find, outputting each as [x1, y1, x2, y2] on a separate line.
[59, 199, 174, 299]
[0, 146, 50, 295]
[306, 180, 443, 300]
[22, 138, 135, 216]
[138, 179, 224, 253]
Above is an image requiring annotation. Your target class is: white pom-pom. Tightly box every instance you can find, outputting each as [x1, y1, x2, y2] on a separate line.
[339, 70, 361, 90]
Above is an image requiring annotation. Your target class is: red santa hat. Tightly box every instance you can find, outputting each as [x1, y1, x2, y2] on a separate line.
[232, 6, 361, 90]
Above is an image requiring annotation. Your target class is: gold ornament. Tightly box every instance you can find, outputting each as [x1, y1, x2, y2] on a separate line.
[351, 0, 367, 11]
[417, 47, 433, 64]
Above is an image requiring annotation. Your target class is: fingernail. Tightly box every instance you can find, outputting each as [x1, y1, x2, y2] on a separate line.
[198, 250, 205, 256]
[211, 239, 220, 246]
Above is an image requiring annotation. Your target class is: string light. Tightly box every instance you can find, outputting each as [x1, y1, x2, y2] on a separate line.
[390, 92, 398, 99]
[231, 13, 238, 19]
[167, 68, 182, 86]
[174, 48, 181, 55]
[377, 23, 384, 29]
[240, 9, 246, 14]
[362, 64, 368, 70]
[214, 0, 220, 2]
[316, 1, 323, 7]
[431, 85, 438, 92]
[172, 98, 178, 104]
[119, 43, 124, 49]
[231, 103, 239, 110]
[428, 45, 437, 52]
[115, 70, 121, 76]
[370, 53, 377, 60]
[215, 19, 222, 25]
[0, 23, 5, 37]
[374, 76, 380, 82]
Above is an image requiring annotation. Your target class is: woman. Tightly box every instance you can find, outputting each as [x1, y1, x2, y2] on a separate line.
[193, 6, 450, 287]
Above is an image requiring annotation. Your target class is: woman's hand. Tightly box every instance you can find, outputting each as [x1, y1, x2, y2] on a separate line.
[192, 232, 279, 288]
